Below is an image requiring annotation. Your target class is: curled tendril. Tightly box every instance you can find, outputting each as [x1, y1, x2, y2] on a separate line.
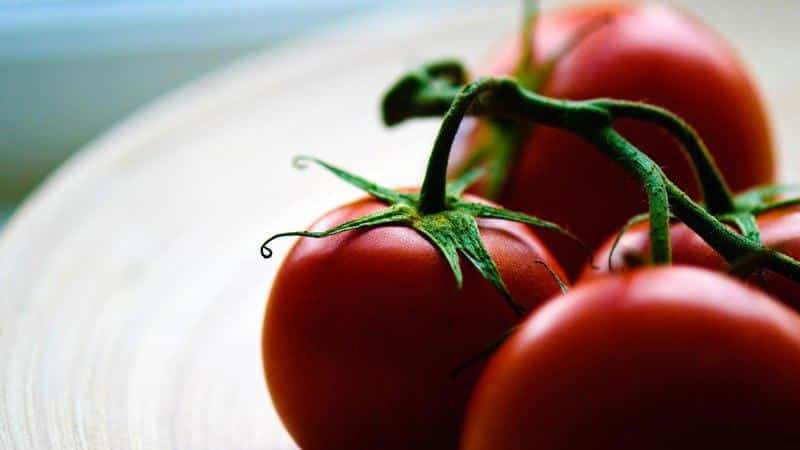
[261, 231, 314, 259]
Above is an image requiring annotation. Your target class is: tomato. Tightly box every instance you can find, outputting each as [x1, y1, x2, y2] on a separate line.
[461, 266, 800, 450]
[583, 207, 800, 310]
[450, 2, 775, 277]
[262, 194, 566, 450]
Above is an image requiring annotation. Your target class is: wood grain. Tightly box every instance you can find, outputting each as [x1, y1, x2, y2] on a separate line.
[0, 1, 797, 448]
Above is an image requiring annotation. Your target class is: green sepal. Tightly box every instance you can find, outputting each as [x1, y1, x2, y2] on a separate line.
[260, 206, 414, 258]
[413, 211, 523, 315]
[745, 185, 800, 214]
[719, 212, 761, 244]
[262, 156, 577, 316]
[446, 167, 485, 197]
[752, 198, 800, 215]
[454, 199, 583, 247]
[714, 184, 800, 246]
[734, 184, 800, 211]
[292, 155, 411, 205]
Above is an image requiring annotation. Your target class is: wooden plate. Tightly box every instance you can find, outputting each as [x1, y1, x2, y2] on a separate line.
[1, 2, 797, 448]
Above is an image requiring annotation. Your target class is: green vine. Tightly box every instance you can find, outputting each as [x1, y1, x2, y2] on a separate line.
[380, 62, 800, 282]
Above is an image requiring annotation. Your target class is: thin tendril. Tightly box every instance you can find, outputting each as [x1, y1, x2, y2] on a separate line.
[534, 260, 568, 293]
[451, 325, 518, 379]
[261, 231, 321, 259]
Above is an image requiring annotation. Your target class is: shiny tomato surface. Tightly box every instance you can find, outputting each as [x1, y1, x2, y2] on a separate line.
[263, 195, 566, 450]
[450, 2, 774, 277]
[462, 267, 800, 450]
[583, 207, 800, 311]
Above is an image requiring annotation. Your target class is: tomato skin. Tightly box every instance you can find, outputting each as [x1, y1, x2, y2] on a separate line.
[263, 194, 566, 450]
[583, 207, 800, 311]
[451, 2, 774, 278]
[462, 267, 800, 450]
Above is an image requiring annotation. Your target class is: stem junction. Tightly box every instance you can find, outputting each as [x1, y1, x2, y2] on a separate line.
[381, 61, 800, 282]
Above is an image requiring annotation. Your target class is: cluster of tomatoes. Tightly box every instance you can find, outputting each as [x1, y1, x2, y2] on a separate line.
[261, 3, 800, 449]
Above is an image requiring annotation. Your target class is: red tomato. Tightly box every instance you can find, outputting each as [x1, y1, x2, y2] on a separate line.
[462, 266, 800, 450]
[263, 194, 566, 450]
[450, 2, 774, 277]
[583, 207, 800, 310]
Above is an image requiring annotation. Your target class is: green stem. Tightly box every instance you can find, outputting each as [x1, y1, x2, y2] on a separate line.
[388, 76, 735, 217]
[419, 80, 496, 213]
[584, 127, 672, 264]
[665, 181, 755, 261]
[421, 79, 673, 261]
[382, 73, 800, 281]
[595, 99, 735, 214]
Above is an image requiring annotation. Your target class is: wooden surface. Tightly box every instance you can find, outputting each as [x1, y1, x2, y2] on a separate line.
[1, 2, 798, 449]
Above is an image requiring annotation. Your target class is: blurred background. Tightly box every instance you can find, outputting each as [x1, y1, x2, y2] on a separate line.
[0, 0, 474, 227]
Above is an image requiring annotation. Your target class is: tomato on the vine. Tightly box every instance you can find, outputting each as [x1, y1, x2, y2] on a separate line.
[462, 266, 800, 450]
[450, 2, 775, 277]
[584, 207, 800, 310]
[263, 194, 566, 450]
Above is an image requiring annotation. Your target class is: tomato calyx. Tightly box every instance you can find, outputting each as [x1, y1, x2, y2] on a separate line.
[444, 1, 613, 200]
[596, 100, 800, 274]
[606, 184, 800, 275]
[261, 155, 577, 316]
[268, 72, 582, 317]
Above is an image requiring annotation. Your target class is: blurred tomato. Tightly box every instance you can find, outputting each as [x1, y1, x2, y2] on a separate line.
[462, 267, 800, 450]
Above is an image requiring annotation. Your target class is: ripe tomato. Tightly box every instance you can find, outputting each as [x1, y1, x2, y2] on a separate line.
[462, 267, 800, 450]
[263, 194, 566, 450]
[583, 207, 800, 310]
[450, 2, 774, 277]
